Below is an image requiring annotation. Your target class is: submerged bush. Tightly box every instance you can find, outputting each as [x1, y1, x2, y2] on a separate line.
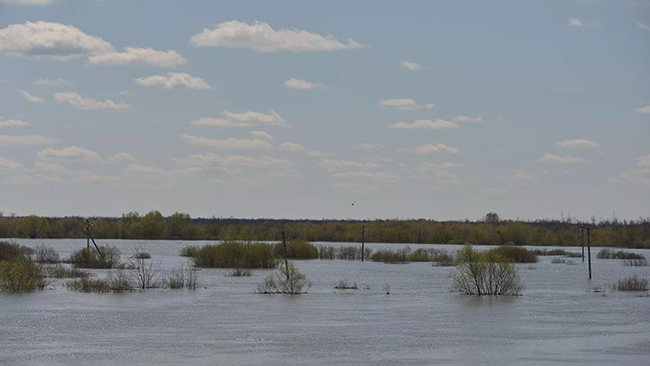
[70, 246, 121, 269]
[372, 246, 411, 263]
[164, 265, 199, 289]
[451, 245, 523, 296]
[273, 239, 318, 259]
[614, 274, 649, 291]
[334, 279, 358, 289]
[257, 261, 311, 294]
[623, 258, 648, 267]
[44, 264, 89, 278]
[33, 244, 60, 264]
[0, 259, 46, 293]
[228, 268, 252, 277]
[180, 245, 200, 258]
[67, 271, 134, 293]
[597, 248, 645, 260]
[192, 241, 277, 269]
[488, 246, 538, 263]
[0, 242, 32, 262]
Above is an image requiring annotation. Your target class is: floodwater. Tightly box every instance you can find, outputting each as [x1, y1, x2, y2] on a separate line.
[1, 239, 649, 366]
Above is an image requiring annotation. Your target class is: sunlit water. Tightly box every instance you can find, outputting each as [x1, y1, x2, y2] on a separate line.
[1, 239, 649, 366]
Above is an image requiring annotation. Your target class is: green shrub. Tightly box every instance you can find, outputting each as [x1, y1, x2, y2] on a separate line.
[0, 241, 32, 262]
[44, 264, 89, 278]
[614, 274, 649, 291]
[192, 241, 277, 269]
[407, 248, 431, 262]
[134, 251, 151, 259]
[0, 259, 45, 293]
[451, 245, 523, 296]
[273, 239, 318, 259]
[67, 271, 133, 293]
[257, 261, 311, 294]
[597, 248, 645, 260]
[371, 246, 411, 263]
[180, 245, 200, 257]
[70, 246, 121, 269]
[34, 244, 60, 263]
[488, 246, 538, 263]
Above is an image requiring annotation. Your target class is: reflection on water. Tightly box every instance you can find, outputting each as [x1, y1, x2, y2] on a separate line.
[1, 239, 649, 366]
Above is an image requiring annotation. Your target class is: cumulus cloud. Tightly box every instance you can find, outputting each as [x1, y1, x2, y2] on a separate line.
[173, 153, 293, 171]
[54, 92, 130, 110]
[249, 131, 274, 140]
[508, 170, 538, 186]
[378, 98, 435, 111]
[400, 143, 462, 155]
[190, 20, 361, 52]
[332, 171, 399, 183]
[108, 152, 135, 162]
[637, 153, 650, 168]
[135, 72, 211, 89]
[636, 22, 650, 30]
[453, 116, 483, 123]
[0, 134, 55, 146]
[331, 182, 380, 191]
[0, 157, 27, 171]
[610, 169, 650, 186]
[357, 143, 384, 150]
[284, 78, 324, 90]
[6, 174, 64, 185]
[0, 119, 31, 127]
[0, 21, 114, 60]
[89, 47, 186, 68]
[20, 91, 45, 103]
[34, 161, 70, 174]
[277, 142, 306, 151]
[366, 155, 391, 162]
[555, 139, 599, 149]
[126, 163, 170, 177]
[636, 106, 650, 113]
[33, 78, 70, 86]
[181, 134, 274, 149]
[569, 18, 584, 27]
[37, 146, 102, 162]
[536, 153, 586, 164]
[320, 159, 379, 171]
[190, 109, 289, 127]
[402, 60, 423, 70]
[389, 119, 458, 130]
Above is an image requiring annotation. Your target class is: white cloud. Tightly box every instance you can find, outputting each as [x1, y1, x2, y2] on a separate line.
[636, 106, 650, 113]
[378, 98, 435, 111]
[250, 131, 274, 140]
[508, 170, 538, 186]
[37, 146, 102, 162]
[0, 0, 51, 4]
[417, 162, 465, 173]
[331, 182, 379, 190]
[332, 171, 399, 183]
[6, 174, 63, 185]
[0, 158, 27, 171]
[536, 153, 586, 164]
[0, 119, 31, 127]
[453, 116, 483, 123]
[191, 109, 289, 127]
[126, 163, 170, 177]
[277, 142, 306, 151]
[173, 153, 293, 171]
[637, 22, 650, 31]
[33, 78, 70, 86]
[181, 134, 274, 149]
[610, 169, 650, 186]
[400, 143, 462, 155]
[190, 20, 361, 52]
[402, 60, 423, 70]
[34, 161, 70, 174]
[357, 143, 384, 150]
[389, 119, 458, 130]
[638, 153, 650, 168]
[108, 152, 135, 162]
[366, 155, 391, 162]
[569, 18, 584, 27]
[306, 150, 327, 157]
[284, 78, 324, 90]
[555, 139, 599, 149]
[0, 134, 55, 146]
[320, 159, 379, 171]
[0, 21, 114, 60]
[54, 92, 130, 110]
[135, 73, 211, 89]
[88, 47, 186, 68]
[20, 91, 45, 103]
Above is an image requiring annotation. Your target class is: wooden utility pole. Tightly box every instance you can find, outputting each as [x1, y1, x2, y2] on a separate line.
[580, 226, 585, 263]
[281, 231, 289, 277]
[85, 219, 91, 251]
[587, 227, 592, 279]
[361, 224, 365, 262]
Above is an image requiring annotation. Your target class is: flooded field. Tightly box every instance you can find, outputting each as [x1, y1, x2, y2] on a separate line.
[1, 239, 649, 366]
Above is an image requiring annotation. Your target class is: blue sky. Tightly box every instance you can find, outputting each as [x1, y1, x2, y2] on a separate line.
[0, 0, 648, 220]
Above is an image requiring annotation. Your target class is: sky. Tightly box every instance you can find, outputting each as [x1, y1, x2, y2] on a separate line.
[0, 0, 649, 221]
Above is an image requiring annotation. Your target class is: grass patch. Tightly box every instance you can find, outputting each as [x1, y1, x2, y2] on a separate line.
[334, 279, 358, 290]
[488, 246, 538, 263]
[70, 246, 121, 269]
[614, 274, 649, 291]
[597, 248, 645, 260]
[191, 241, 277, 269]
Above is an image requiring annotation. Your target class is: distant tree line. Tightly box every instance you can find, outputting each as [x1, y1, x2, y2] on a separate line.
[0, 211, 648, 248]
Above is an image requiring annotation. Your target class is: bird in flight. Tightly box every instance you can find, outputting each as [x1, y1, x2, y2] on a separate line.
[351, 201, 355, 206]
